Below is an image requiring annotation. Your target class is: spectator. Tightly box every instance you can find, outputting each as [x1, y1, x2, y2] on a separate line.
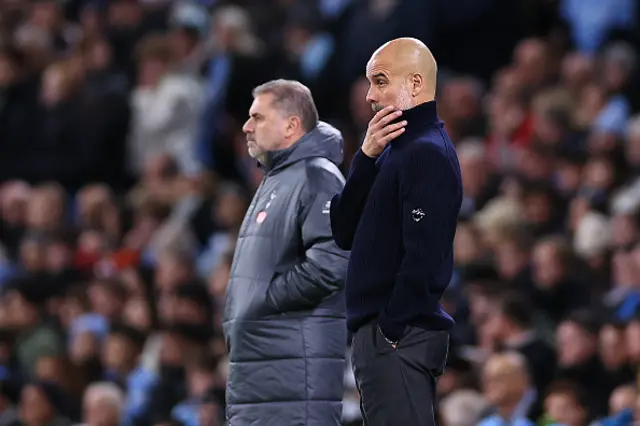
[556, 310, 616, 417]
[479, 352, 538, 426]
[530, 236, 591, 322]
[128, 34, 204, 178]
[1, 278, 64, 379]
[599, 321, 635, 388]
[542, 380, 590, 426]
[82, 382, 124, 426]
[18, 381, 72, 426]
[608, 384, 636, 416]
[440, 389, 489, 426]
[481, 292, 556, 398]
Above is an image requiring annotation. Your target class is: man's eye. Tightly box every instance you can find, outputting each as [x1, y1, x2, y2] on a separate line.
[376, 80, 386, 86]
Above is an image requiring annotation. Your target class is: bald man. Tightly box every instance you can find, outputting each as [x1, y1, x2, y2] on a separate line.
[480, 352, 536, 426]
[330, 38, 462, 425]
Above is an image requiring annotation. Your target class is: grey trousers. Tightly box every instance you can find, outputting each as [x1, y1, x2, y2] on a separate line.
[351, 322, 449, 426]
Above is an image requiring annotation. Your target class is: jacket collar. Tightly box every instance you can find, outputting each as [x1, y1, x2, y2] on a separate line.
[390, 100, 440, 146]
[257, 121, 344, 173]
[260, 143, 296, 172]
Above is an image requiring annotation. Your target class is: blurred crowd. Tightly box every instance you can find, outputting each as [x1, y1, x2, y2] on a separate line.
[1, 0, 640, 425]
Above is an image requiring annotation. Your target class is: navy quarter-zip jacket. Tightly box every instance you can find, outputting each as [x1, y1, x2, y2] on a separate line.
[330, 101, 462, 342]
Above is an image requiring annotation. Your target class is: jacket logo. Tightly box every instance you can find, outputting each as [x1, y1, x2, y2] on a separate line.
[411, 208, 425, 222]
[322, 200, 331, 214]
[256, 191, 277, 224]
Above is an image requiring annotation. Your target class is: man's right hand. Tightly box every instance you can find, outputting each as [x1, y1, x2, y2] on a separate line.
[361, 106, 407, 158]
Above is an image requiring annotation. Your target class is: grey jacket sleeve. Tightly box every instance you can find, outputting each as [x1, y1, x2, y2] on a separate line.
[266, 174, 348, 312]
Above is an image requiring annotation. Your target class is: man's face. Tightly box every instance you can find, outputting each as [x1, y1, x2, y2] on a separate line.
[122, 298, 151, 331]
[599, 325, 627, 369]
[561, 52, 593, 90]
[365, 55, 415, 112]
[35, 356, 63, 383]
[524, 193, 552, 226]
[19, 238, 46, 272]
[20, 385, 53, 425]
[84, 395, 119, 426]
[482, 358, 525, 406]
[26, 189, 64, 230]
[556, 162, 583, 195]
[513, 38, 547, 86]
[481, 312, 508, 345]
[532, 242, 564, 288]
[611, 214, 638, 249]
[88, 283, 121, 319]
[544, 393, 587, 426]
[557, 322, 595, 367]
[494, 241, 527, 280]
[243, 94, 289, 162]
[4, 291, 34, 327]
[609, 386, 636, 415]
[104, 334, 136, 372]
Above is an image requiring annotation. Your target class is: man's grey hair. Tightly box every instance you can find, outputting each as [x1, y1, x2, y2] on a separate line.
[252, 79, 319, 132]
[486, 351, 530, 378]
[440, 390, 490, 426]
[84, 382, 124, 413]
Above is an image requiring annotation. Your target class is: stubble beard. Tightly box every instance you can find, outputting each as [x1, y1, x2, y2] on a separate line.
[371, 85, 414, 112]
[247, 140, 268, 164]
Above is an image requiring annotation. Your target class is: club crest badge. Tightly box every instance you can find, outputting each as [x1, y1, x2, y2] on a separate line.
[256, 211, 267, 224]
[411, 208, 425, 222]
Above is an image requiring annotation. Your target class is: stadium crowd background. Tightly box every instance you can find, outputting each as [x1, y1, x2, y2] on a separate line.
[1, 0, 640, 425]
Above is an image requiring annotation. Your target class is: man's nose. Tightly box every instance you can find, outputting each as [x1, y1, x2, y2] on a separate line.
[365, 88, 376, 104]
[242, 119, 252, 134]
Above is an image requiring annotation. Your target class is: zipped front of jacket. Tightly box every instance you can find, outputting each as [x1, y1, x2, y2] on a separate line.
[242, 176, 267, 231]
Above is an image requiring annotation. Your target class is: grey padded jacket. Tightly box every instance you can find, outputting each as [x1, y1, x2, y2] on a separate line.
[223, 122, 349, 426]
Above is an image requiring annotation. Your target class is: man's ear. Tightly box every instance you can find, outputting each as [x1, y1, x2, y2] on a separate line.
[411, 73, 424, 97]
[285, 116, 302, 138]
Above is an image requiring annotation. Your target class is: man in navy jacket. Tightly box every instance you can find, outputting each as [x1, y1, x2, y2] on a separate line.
[330, 38, 463, 426]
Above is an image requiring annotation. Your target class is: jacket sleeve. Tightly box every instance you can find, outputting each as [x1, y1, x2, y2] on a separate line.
[266, 175, 349, 312]
[378, 146, 459, 342]
[330, 150, 379, 250]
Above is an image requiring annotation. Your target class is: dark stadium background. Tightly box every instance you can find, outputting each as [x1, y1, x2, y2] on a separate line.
[0, 0, 639, 425]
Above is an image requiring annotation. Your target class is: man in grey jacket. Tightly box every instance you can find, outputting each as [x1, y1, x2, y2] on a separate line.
[223, 79, 348, 426]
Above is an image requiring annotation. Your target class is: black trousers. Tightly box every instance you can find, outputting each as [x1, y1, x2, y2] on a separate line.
[351, 322, 449, 426]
